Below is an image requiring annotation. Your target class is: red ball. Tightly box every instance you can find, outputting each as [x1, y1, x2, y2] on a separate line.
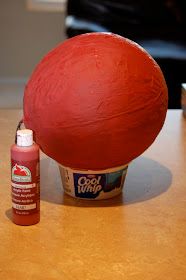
[24, 33, 168, 170]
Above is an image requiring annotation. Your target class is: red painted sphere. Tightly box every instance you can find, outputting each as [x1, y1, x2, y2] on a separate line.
[24, 33, 168, 169]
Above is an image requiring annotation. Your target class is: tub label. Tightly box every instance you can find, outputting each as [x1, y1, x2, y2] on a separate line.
[74, 174, 104, 198]
[73, 167, 128, 199]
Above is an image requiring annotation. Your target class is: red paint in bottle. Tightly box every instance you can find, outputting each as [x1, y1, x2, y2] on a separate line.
[11, 129, 40, 225]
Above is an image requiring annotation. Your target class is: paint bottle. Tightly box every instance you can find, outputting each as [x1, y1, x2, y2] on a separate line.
[11, 129, 40, 225]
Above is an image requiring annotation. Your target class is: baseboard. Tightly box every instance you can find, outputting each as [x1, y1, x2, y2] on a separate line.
[26, 0, 67, 12]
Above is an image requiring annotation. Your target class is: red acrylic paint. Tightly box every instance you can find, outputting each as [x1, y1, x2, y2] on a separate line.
[11, 129, 40, 226]
[24, 32, 168, 170]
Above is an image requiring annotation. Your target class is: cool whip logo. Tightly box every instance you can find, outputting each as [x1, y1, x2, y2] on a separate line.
[78, 176, 102, 194]
[74, 174, 105, 198]
[12, 164, 32, 182]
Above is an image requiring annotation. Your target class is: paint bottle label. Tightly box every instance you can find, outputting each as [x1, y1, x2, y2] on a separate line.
[11, 159, 40, 215]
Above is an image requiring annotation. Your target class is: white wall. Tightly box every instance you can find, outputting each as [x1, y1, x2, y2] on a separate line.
[0, 0, 66, 79]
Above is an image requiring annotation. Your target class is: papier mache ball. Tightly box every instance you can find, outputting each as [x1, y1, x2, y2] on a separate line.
[24, 32, 168, 170]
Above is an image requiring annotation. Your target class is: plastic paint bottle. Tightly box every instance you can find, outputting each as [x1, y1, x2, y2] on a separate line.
[11, 129, 40, 225]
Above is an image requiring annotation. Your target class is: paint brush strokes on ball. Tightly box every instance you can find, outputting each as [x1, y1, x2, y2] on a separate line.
[24, 33, 168, 170]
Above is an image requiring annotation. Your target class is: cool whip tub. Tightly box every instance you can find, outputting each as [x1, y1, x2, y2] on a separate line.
[58, 164, 128, 200]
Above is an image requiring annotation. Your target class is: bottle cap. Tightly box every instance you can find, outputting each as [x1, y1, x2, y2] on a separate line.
[17, 129, 33, 147]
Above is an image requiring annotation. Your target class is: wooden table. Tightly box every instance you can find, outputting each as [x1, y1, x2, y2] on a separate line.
[0, 109, 186, 279]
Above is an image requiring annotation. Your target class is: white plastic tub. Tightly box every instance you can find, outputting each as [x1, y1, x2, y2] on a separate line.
[58, 164, 129, 200]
